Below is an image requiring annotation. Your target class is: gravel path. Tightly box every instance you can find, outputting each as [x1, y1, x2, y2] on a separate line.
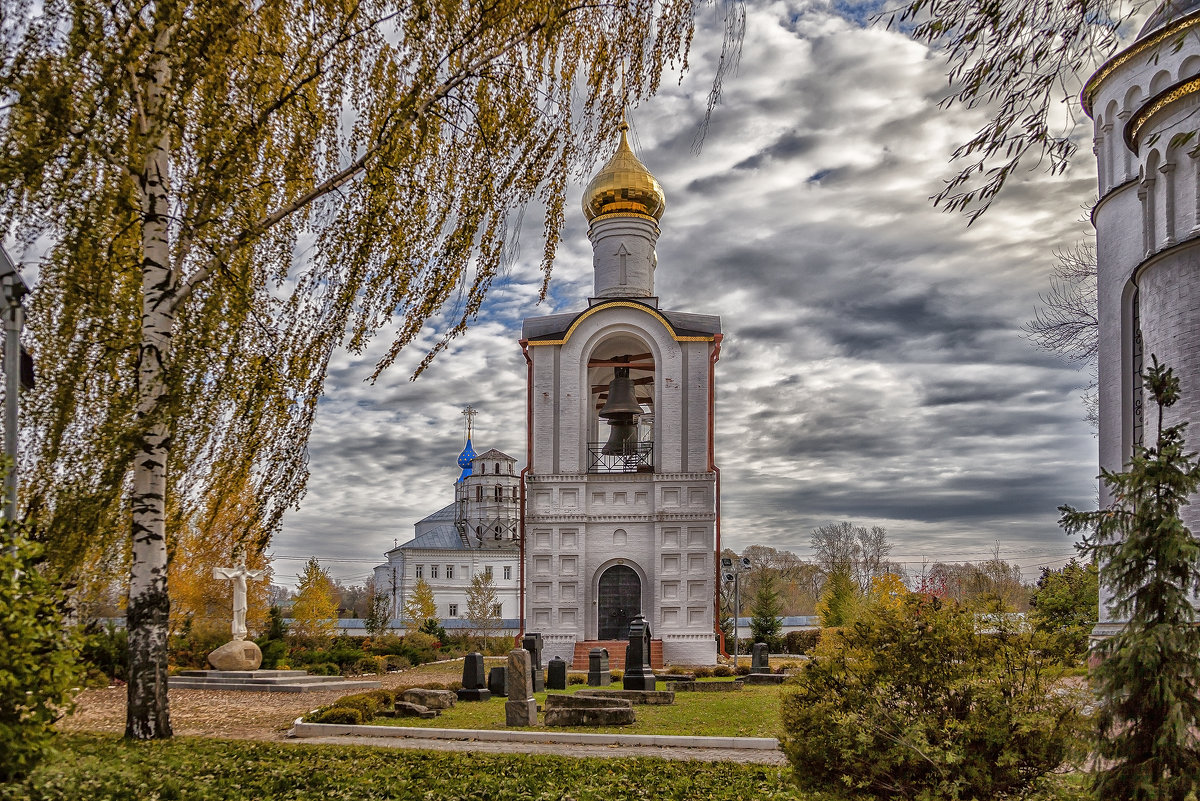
[58, 674, 789, 765]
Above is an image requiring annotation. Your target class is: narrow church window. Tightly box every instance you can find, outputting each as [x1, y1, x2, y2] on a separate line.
[448, 604, 458, 617]
[508, 463, 513, 474]
[504, 565, 512, 580]
[484, 565, 493, 578]
[415, 565, 423, 579]
[494, 525, 502, 539]
[476, 485, 482, 502]
[492, 603, 502, 616]
[512, 487, 518, 502]
[494, 463, 500, 474]
[445, 565, 453, 580]
[430, 565, 438, 579]
[476, 525, 482, 539]
[494, 485, 502, 501]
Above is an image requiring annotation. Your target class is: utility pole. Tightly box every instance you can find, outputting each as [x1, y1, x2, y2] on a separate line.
[0, 246, 30, 524]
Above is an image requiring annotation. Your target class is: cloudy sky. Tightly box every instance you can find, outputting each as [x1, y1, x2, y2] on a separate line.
[272, 0, 1115, 589]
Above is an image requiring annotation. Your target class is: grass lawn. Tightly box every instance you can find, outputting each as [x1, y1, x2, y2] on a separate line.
[5, 734, 817, 801]
[368, 680, 783, 738]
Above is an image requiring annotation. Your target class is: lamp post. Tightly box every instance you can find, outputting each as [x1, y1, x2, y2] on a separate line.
[0, 246, 29, 524]
[721, 555, 752, 667]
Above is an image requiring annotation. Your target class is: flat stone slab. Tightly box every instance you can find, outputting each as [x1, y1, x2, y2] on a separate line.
[743, 673, 789, 685]
[395, 701, 438, 719]
[581, 689, 674, 705]
[544, 706, 635, 727]
[402, 689, 456, 710]
[673, 680, 744, 692]
[544, 694, 633, 710]
[168, 670, 380, 693]
[661, 674, 695, 682]
[456, 688, 491, 702]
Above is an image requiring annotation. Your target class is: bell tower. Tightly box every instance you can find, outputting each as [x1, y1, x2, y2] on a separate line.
[520, 117, 723, 666]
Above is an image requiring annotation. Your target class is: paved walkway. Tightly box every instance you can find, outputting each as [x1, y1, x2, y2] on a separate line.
[290, 733, 790, 764]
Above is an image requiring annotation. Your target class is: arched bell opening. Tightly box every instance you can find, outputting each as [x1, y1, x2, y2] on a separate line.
[586, 334, 655, 473]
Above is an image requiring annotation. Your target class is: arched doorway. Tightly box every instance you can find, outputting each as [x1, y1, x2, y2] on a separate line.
[597, 565, 640, 640]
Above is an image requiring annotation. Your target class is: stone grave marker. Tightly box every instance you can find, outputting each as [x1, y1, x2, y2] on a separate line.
[488, 665, 507, 697]
[522, 631, 545, 692]
[622, 614, 656, 691]
[751, 642, 771, 674]
[457, 652, 491, 701]
[504, 648, 537, 726]
[546, 656, 567, 690]
[587, 648, 611, 686]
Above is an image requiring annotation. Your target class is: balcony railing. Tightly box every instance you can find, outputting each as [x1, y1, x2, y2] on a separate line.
[587, 441, 654, 473]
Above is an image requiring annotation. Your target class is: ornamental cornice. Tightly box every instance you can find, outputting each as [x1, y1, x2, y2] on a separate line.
[1127, 75, 1200, 150]
[525, 299, 714, 347]
[525, 472, 716, 483]
[525, 512, 715, 523]
[1082, 11, 1200, 115]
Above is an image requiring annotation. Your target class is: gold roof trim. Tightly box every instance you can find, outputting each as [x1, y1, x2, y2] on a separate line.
[526, 300, 715, 346]
[1083, 11, 1200, 116]
[1127, 75, 1200, 148]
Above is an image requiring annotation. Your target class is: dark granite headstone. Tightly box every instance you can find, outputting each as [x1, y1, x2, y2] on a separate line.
[488, 665, 508, 697]
[546, 656, 567, 690]
[622, 614, 656, 691]
[522, 632, 545, 693]
[751, 642, 770, 674]
[457, 652, 491, 701]
[587, 648, 611, 686]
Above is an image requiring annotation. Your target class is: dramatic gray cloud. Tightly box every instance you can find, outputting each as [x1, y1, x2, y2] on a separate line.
[273, 0, 1103, 587]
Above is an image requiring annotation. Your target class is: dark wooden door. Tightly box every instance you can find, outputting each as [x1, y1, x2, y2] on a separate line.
[597, 565, 640, 640]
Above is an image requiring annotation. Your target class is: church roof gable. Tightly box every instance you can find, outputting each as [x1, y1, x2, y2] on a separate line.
[473, 448, 515, 461]
[398, 524, 467, 551]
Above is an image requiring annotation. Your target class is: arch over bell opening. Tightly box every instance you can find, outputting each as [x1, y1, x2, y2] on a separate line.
[587, 334, 655, 473]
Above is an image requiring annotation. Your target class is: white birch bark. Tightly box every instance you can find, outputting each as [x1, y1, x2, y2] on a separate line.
[126, 22, 175, 740]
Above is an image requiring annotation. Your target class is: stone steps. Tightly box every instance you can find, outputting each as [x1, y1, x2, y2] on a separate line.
[570, 640, 663, 671]
[168, 669, 381, 693]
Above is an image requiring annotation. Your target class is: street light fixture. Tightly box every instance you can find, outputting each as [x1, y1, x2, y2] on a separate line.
[721, 555, 752, 667]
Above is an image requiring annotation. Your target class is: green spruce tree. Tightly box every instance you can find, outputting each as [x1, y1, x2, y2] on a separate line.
[1061, 357, 1200, 801]
[749, 571, 783, 650]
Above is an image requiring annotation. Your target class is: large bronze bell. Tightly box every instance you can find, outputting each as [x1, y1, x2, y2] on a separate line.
[598, 367, 641, 419]
[600, 367, 641, 455]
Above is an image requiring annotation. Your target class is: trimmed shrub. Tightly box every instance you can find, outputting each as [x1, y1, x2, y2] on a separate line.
[734, 664, 751, 676]
[402, 631, 441, 665]
[79, 622, 127, 685]
[609, 670, 623, 682]
[309, 662, 340, 676]
[693, 666, 713, 678]
[784, 629, 820, 655]
[306, 706, 363, 725]
[712, 665, 732, 677]
[567, 673, 585, 685]
[384, 655, 410, 672]
[780, 595, 1088, 800]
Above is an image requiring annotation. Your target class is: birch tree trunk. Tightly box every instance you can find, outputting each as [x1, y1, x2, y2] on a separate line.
[126, 25, 175, 740]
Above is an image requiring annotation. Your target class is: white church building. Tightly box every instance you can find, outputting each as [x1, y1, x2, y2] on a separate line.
[374, 421, 521, 629]
[1085, 1, 1200, 635]
[519, 119, 724, 667]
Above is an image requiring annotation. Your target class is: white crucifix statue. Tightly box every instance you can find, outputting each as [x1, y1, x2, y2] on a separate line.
[213, 561, 267, 641]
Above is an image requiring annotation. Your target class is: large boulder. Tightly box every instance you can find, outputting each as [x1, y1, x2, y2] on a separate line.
[401, 688, 456, 710]
[207, 640, 263, 671]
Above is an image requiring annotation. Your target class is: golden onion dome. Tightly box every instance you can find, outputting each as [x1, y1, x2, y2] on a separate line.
[582, 120, 666, 222]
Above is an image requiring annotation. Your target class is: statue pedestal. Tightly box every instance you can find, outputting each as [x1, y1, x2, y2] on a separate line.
[208, 639, 263, 671]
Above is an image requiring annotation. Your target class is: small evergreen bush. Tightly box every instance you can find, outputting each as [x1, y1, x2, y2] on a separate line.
[780, 594, 1087, 800]
[693, 666, 713, 678]
[712, 665, 731, 677]
[567, 673, 585, 685]
[306, 706, 363, 725]
[734, 664, 751, 676]
[309, 662, 340, 676]
[784, 629, 819, 655]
